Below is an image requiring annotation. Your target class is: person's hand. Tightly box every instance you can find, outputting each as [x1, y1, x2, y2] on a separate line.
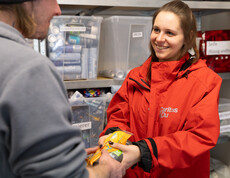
[85, 146, 99, 155]
[99, 149, 126, 178]
[98, 134, 111, 147]
[110, 142, 141, 170]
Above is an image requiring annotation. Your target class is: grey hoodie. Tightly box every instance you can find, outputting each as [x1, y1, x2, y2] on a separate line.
[0, 22, 88, 178]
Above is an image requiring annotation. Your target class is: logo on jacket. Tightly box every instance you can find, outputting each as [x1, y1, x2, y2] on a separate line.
[160, 107, 178, 118]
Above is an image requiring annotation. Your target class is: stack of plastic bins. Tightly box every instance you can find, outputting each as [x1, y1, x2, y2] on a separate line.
[218, 98, 230, 143]
[47, 16, 103, 80]
[70, 97, 106, 148]
[98, 16, 153, 79]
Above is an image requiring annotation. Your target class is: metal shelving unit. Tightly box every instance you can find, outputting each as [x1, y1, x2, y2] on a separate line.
[64, 77, 124, 89]
[58, 0, 230, 172]
[58, 0, 230, 89]
[57, 0, 230, 10]
[64, 73, 230, 90]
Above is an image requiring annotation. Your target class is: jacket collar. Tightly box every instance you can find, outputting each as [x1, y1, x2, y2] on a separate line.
[150, 54, 190, 82]
[129, 53, 207, 89]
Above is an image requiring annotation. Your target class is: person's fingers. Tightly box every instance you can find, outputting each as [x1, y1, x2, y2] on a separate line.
[109, 142, 127, 152]
[100, 148, 110, 156]
[98, 134, 111, 146]
[85, 146, 99, 155]
[98, 136, 106, 146]
[100, 149, 126, 178]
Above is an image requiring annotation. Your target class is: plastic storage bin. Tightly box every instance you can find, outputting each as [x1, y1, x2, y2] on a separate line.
[47, 16, 103, 80]
[98, 16, 152, 79]
[70, 97, 106, 148]
[218, 98, 230, 142]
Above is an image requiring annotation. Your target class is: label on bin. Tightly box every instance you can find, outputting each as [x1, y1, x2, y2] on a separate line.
[206, 41, 230, 55]
[219, 111, 230, 120]
[60, 26, 86, 32]
[220, 125, 230, 133]
[72, 122, 92, 130]
[132, 32, 143, 38]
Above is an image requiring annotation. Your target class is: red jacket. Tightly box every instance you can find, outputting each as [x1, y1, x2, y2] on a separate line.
[101, 54, 222, 178]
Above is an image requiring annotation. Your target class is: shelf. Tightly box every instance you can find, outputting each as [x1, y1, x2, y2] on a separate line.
[64, 73, 230, 90]
[57, 0, 230, 10]
[64, 77, 124, 89]
[57, 0, 230, 88]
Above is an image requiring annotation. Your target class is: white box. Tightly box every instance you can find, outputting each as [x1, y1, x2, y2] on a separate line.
[219, 98, 230, 136]
[98, 16, 152, 79]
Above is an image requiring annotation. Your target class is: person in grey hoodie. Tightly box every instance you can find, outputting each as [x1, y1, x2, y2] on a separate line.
[0, 0, 128, 177]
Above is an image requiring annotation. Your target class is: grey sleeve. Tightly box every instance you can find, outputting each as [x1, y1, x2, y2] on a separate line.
[1, 59, 88, 178]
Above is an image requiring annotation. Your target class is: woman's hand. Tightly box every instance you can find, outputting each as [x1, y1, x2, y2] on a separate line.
[110, 142, 141, 170]
[98, 134, 111, 147]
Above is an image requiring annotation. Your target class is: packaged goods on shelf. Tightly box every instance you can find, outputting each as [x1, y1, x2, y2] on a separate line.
[218, 98, 230, 143]
[70, 97, 106, 148]
[197, 30, 230, 73]
[98, 16, 152, 79]
[47, 16, 103, 80]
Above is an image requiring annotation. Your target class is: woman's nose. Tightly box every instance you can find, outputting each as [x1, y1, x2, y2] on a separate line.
[156, 32, 165, 42]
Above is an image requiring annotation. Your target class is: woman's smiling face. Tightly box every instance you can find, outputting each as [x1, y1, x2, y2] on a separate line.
[150, 11, 185, 62]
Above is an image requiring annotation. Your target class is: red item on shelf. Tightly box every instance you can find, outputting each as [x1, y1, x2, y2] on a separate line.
[197, 30, 230, 73]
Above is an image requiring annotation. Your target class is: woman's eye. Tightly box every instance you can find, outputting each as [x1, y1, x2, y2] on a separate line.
[153, 28, 160, 33]
[167, 31, 174, 36]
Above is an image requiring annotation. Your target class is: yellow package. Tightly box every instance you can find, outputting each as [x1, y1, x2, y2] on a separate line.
[87, 130, 132, 166]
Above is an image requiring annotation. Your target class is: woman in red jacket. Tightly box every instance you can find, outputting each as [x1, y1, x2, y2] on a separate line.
[99, 0, 222, 177]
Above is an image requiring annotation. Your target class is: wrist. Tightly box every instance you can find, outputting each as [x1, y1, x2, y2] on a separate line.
[87, 164, 110, 178]
[134, 145, 141, 163]
[132, 138, 158, 173]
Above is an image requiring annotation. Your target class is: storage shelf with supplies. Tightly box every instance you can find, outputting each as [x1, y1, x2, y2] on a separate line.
[64, 77, 124, 89]
[57, 0, 230, 10]
[63, 72, 230, 90]
[56, 0, 230, 174]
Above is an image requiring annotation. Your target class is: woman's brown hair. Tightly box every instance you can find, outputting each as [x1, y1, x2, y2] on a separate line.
[147, 0, 199, 83]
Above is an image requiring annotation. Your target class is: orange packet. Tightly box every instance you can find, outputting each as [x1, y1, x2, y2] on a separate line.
[87, 130, 132, 166]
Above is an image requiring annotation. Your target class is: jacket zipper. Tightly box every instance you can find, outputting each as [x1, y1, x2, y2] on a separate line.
[129, 77, 150, 91]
